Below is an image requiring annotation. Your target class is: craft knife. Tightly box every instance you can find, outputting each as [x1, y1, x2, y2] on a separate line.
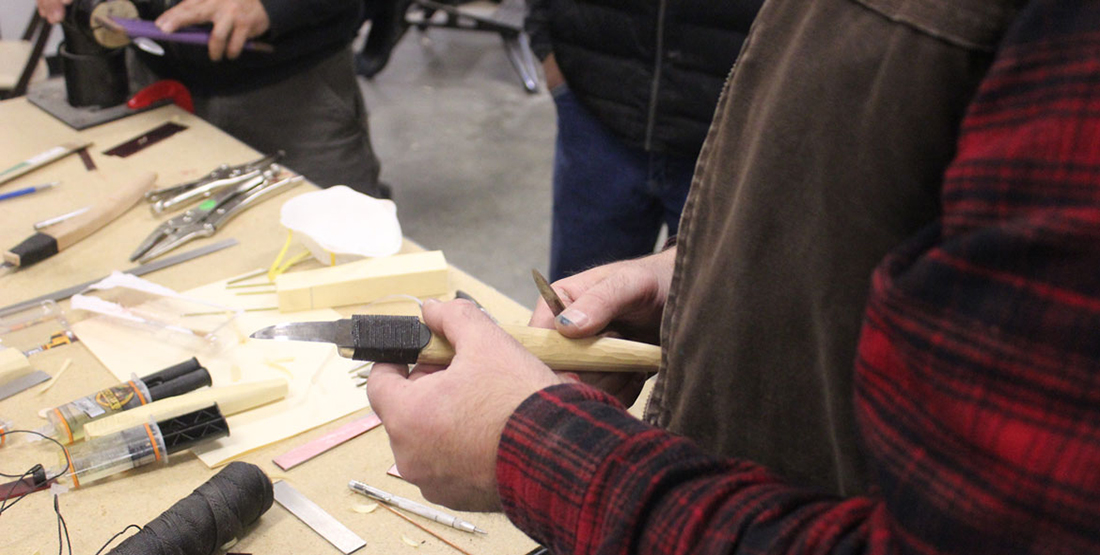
[250, 314, 661, 373]
[273, 480, 366, 554]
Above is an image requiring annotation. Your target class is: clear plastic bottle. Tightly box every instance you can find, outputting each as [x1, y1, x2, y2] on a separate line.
[47, 375, 153, 444]
[59, 421, 167, 488]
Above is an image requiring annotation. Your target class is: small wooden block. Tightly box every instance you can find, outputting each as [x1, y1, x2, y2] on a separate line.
[82, 379, 288, 439]
[275, 251, 449, 312]
[0, 348, 32, 385]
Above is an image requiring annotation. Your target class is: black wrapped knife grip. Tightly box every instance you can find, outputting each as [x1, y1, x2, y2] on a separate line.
[349, 315, 432, 363]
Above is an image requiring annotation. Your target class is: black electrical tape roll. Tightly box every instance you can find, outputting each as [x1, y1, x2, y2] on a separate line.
[107, 461, 273, 555]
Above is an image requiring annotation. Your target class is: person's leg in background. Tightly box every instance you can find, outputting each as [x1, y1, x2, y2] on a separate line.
[650, 151, 696, 241]
[197, 47, 384, 197]
[549, 84, 693, 280]
[192, 48, 386, 198]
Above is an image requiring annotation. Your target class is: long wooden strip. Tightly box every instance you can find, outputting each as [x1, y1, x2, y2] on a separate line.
[82, 379, 288, 439]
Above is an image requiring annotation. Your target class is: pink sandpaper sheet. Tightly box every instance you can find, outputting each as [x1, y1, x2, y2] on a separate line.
[273, 412, 382, 470]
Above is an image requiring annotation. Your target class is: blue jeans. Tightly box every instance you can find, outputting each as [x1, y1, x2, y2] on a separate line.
[550, 85, 697, 280]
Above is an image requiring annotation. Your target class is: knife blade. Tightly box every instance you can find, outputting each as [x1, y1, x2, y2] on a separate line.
[250, 314, 661, 373]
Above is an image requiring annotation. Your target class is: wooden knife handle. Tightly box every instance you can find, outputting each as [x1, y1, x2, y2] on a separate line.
[51, 170, 157, 250]
[3, 171, 157, 266]
[419, 324, 661, 373]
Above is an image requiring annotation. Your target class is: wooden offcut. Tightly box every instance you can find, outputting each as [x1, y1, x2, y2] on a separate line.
[275, 250, 449, 312]
[82, 378, 289, 439]
[0, 348, 32, 385]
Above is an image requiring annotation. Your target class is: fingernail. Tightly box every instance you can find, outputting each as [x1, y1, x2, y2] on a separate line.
[424, 298, 440, 306]
[556, 308, 587, 328]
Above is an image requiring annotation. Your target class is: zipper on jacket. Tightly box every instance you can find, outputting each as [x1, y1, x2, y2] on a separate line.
[644, 0, 668, 151]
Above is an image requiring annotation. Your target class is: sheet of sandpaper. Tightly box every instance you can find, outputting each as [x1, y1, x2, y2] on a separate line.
[71, 273, 369, 467]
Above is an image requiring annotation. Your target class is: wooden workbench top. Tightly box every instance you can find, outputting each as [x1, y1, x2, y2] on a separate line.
[0, 95, 537, 555]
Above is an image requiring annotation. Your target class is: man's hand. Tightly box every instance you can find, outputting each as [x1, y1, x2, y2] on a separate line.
[368, 299, 568, 511]
[530, 248, 676, 404]
[542, 53, 565, 90]
[156, 0, 270, 61]
[530, 247, 676, 342]
[37, 0, 70, 25]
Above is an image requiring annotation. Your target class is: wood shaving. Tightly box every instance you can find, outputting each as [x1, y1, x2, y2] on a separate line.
[401, 534, 422, 547]
[35, 358, 73, 395]
[352, 503, 379, 514]
[264, 360, 294, 379]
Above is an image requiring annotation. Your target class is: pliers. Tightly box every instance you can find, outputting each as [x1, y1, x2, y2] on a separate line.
[143, 152, 283, 214]
[131, 166, 304, 263]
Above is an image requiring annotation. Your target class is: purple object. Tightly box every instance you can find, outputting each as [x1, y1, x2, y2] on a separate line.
[108, 17, 274, 53]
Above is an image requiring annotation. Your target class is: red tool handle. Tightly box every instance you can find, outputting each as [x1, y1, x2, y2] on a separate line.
[128, 80, 194, 113]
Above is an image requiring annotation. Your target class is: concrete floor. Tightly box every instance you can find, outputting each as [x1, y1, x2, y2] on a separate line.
[357, 20, 555, 307]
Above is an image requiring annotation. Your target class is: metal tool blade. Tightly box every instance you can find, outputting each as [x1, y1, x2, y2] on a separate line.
[0, 238, 237, 314]
[273, 480, 365, 554]
[0, 370, 50, 401]
[252, 316, 432, 363]
[250, 320, 351, 345]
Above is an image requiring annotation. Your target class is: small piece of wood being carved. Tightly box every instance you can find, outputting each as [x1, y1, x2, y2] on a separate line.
[275, 251, 449, 312]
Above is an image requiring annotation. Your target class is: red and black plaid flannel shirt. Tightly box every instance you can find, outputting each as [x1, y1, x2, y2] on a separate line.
[496, 1, 1100, 553]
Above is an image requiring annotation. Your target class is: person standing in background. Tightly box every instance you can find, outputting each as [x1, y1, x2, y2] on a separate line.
[526, 0, 764, 280]
[38, 0, 390, 198]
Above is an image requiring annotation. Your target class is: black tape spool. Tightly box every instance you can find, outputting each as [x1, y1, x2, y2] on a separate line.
[106, 461, 274, 555]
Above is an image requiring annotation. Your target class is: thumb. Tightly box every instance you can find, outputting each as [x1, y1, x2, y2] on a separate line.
[553, 271, 635, 337]
[421, 298, 506, 349]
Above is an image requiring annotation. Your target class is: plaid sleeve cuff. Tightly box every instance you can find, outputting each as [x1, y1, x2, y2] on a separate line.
[497, 383, 646, 552]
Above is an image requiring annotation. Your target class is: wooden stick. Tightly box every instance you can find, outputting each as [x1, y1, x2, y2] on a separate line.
[377, 503, 476, 555]
[419, 324, 662, 373]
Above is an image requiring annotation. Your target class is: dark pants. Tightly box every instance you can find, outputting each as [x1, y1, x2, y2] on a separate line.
[549, 84, 695, 280]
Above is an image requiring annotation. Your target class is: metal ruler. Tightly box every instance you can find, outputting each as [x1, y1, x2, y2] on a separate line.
[0, 238, 238, 314]
[273, 480, 366, 554]
[0, 370, 50, 401]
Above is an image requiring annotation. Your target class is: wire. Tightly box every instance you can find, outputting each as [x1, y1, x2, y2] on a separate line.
[0, 429, 71, 515]
[0, 427, 99, 555]
[55, 494, 72, 555]
[94, 524, 143, 555]
[0, 464, 37, 516]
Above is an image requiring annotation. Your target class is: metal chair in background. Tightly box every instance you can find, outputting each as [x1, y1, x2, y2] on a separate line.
[0, 10, 52, 100]
[357, 0, 539, 94]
